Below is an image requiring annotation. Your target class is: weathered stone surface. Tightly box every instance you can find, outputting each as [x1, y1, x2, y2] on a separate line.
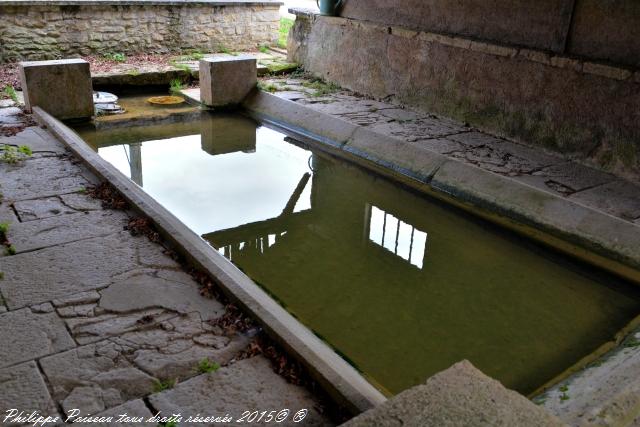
[0, 156, 89, 202]
[20, 59, 94, 120]
[71, 399, 154, 427]
[149, 357, 331, 426]
[59, 192, 103, 211]
[14, 196, 78, 221]
[569, 180, 640, 221]
[200, 56, 257, 107]
[0, 308, 74, 368]
[0, 361, 59, 420]
[344, 360, 564, 427]
[8, 210, 126, 253]
[0, 232, 179, 309]
[1, 126, 68, 154]
[99, 269, 225, 321]
[40, 340, 157, 414]
[0, 106, 24, 125]
[515, 161, 616, 197]
[541, 328, 640, 426]
[0, 202, 18, 224]
[1, 4, 280, 62]
[298, 97, 395, 115]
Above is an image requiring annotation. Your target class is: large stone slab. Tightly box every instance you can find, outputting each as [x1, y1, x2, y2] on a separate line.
[0, 126, 68, 154]
[569, 179, 640, 221]
[515, 161, 616, 197]
[200, 56, 257, 107]
[0, 155, 90, 202]
[14, 196, 79, 222]
[343, 360, 564, 427]
[0, 361, 60, 421]
[149, 357, 331, 426]
[0, 231, 179, 309]
[8, 210, 127, 253]
[0, 307, 75, 368]
[20, 59, 94, 120]
[99, 269, 225, 321]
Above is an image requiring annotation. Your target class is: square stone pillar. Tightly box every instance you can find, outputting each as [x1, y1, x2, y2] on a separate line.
[19, 59, 94, 120]
[199, 56, 257, 108]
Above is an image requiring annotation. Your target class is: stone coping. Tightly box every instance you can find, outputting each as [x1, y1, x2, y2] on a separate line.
[32, 106, 387, 416]
[289, 8, 639, 80]
[242, 90, 640, 285]
[0, 0, 282, 6]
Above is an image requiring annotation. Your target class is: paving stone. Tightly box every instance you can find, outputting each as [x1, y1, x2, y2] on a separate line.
[0, 126, 68, 154]
[569, 179, 640, 221]
[0, 107, 24, 124]
[59, 192, 103, 211]
[149, 357, 331, 426]
[52, 290, 101, 308]
[299, 97, 393, 115]
[0, 231, 179, 309]
[0, 202, 18, 223]
[344, 360, 563, 427]
[8, 210, 127, 253]
[446, 132, 564, 176]
[40, 340, 157, 415]
[0, 155, 89, 202]
[0, 361, 60, 421]
[0, 99, 16, 108]
[515, 161, 616, 196]
[70, 399, 155, 427]
[369, 118, 467, 141]
[0, 308, 75, 368]
[13, 196, 77, 221]
[409, 138, 466, 155]
[99, 269, 225, 321]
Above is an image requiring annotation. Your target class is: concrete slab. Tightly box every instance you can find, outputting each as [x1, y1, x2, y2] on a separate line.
[0, 308, 75, 368]
[14, 196, 78, 221]
[0, 231, 179, 309]
[59, 192, 103, 211]
[0, 156, 89, 202]
[20, 59, 94, 120]
[148, 357, 331, 426]
[569, 179, 640, 221]
[298, 97, 395, 115]
[368, 116, 467, 140]
[8, 210, 126, 253]
[200, 57, 257, 107]
[0, 361, 60, 421]
[343, 360, 564, 427]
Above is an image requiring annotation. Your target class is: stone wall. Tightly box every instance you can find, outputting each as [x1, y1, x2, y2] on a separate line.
[0, 0, 282, 62]
[337, 0, 640, 68]
[289, 13, 640, 182]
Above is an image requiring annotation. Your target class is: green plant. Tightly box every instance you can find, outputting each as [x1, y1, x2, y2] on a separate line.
[259, 45, 270, 54]
[152, 378, 176, 393]
[279, 17, 294, 49]
[3, 85, 18, 103]
[0, 272, 4, 280]
[257, 81, 278, 93]
[559, 385, 569, 392]
[188, 50, 204, 60]
[217, 45, 231, 54]
[1, 144, 32, 164]
[196, 358, 220, 374]
[104, 52, 126, 63]
[126, 68, 141, 76]
[5, 245, 16, 256]
[560, 393, 570, 401]
[625, 337, 640, 348]
[0, 222, 9, 235]
[169, 79, 185, 93]
[302, 78, 340, 97]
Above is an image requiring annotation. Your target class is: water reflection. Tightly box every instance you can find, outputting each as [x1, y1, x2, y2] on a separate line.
[74, 111, 640, 397]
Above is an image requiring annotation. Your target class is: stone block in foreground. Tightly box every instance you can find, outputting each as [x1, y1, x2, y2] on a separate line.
[19, 59, 93, 120]
[199, 56, 257, 108]
[342, 360, 565, 427]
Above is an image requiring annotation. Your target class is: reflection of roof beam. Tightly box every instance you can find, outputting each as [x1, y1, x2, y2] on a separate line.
[281, 172, 311, 216]
[202, 210, 312, 247]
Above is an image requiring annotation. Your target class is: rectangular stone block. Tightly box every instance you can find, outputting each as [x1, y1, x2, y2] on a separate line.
[19, 58, 94, 120]
[199, 56, 257, 107]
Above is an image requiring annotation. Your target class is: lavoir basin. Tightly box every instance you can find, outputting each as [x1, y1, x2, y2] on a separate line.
[74, 110, 640, 397]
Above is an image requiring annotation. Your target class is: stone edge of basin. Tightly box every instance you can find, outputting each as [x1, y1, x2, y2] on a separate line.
[0, 0, 283, 6]
[31, 106, 387, 416]
[241, 90, 640, 283]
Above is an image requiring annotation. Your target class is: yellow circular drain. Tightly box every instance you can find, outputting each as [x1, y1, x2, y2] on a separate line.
[147, 95, 185, 106]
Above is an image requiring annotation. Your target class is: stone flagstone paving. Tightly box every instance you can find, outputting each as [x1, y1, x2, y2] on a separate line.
[0, 123, 332, 426]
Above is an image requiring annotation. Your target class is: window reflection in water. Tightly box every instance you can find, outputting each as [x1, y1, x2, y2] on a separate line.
[368, 205, 427, 268]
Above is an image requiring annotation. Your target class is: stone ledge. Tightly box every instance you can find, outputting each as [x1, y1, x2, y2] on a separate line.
[289, 9, 638, 82]
[0, 0, 282, 6]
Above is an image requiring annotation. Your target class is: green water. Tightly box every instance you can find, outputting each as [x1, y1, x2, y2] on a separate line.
[74, 110, 640, 396]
